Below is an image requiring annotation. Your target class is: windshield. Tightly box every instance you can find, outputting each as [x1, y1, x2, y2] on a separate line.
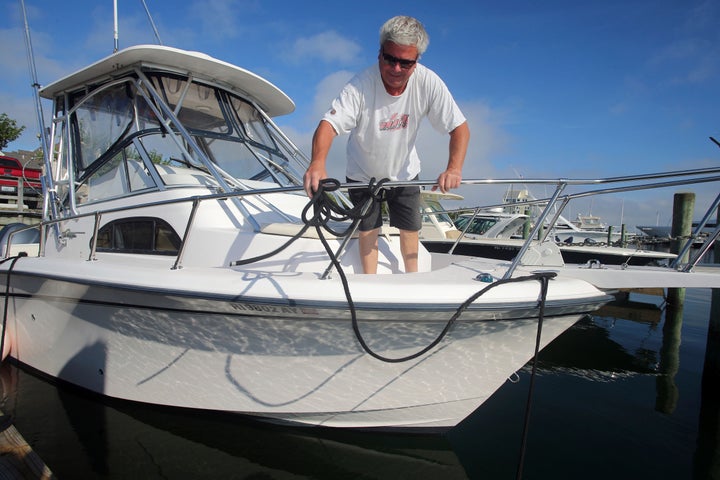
[61, 71, 300, 207]
[421, 198, 454, 225]
[454, 216, 499, 235]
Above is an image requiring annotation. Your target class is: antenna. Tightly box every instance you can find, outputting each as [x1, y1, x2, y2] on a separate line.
[20, 0, 60, 227]
[141, 0, 163, 45]
[19, 0, 48, 161]
[113, 0, 119, 52]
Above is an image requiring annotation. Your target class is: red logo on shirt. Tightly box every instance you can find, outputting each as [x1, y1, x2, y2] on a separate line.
[379, 113, 409, 131]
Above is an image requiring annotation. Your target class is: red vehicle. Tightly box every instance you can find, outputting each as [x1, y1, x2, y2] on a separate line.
[0, 155, 43, 209]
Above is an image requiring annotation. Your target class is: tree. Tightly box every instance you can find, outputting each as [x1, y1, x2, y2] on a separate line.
[0, 113, 25, 151]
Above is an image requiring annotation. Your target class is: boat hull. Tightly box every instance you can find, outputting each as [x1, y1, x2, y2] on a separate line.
[2, 271, 589, 429]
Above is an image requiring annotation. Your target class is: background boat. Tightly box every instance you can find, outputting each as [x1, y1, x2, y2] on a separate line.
[419, 192, 676, 266]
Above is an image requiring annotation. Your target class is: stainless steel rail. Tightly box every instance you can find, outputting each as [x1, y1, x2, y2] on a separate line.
[4, 167, 719, 276]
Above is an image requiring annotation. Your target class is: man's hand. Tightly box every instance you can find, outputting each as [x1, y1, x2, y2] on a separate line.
[303, 164, 328, 197]
[432, 168, 462, 193]
[433, 122, 469, 193]
[304, 120, 336, 197]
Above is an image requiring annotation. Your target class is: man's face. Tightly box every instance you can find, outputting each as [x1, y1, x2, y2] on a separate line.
[378, 42, 418, 94]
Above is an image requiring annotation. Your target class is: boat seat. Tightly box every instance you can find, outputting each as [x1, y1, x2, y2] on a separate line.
[260, 222, 398, 239]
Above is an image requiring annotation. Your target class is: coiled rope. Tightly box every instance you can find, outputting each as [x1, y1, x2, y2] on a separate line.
[231, 178, 386, 267]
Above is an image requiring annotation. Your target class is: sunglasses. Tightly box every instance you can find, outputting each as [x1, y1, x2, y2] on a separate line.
[380, 50, 417, 70]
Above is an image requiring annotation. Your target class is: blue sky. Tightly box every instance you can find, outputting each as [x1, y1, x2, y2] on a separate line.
[2, 0, 719, 230]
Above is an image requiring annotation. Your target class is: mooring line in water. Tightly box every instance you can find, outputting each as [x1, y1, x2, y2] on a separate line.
[515, 273, 552, 480]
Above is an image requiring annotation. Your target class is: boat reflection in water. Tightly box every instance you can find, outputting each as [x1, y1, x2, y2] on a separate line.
[534, 293, 664, 381]
[0, 362, 468, 479]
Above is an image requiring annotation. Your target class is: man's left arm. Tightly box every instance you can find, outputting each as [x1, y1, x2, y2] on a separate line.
[434, 121, 470, 193]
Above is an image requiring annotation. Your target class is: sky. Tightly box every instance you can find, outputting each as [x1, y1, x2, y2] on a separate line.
[1, 0, 719, 231]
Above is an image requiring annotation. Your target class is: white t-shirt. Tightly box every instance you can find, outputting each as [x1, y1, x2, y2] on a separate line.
[322, 63, 466, 182]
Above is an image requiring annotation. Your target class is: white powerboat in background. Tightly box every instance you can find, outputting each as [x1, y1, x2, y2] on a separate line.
[502, 187, 625, 244]
[1, 43, 719, 431]
[419, 192, 677, 267]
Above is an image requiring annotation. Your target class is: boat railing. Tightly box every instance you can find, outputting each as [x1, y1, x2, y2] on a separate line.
[399, 167, 720, 278]
[4, 167, 720, 277]
[674, 191, 720, 271]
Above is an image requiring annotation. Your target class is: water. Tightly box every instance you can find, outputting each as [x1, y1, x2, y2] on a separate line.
[0, 287, 717, 479]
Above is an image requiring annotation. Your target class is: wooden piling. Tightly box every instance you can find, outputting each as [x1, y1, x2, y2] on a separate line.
[667, 192, 695, 306]
[656, 302, 682, 414]
[0, 410, 55, 479]
[670, 192, 696, 263]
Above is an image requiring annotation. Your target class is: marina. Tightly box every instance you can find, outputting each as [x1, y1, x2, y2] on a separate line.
[1, 2, 719, 478]
[3, 36, 718, 432]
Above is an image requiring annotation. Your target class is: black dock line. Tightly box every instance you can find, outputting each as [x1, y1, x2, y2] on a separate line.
[232, 178, 557, 363]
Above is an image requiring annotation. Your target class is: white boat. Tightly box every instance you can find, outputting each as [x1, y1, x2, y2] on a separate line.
[636, 225, 672, 238]
[1, 44, 718, 431]
[502, 188, 624, 244]
[419, 193, 676, 267]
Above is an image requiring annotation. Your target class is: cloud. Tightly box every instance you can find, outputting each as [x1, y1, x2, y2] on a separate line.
[415, 100, 510, 179]
[0, 93, 49, 152]
[413, 100, 512, 207]
[0, 25, 66, 152]
[286, 31, 362, 65]
[310, 70, 354, 120]
[187, 0, 247, 41]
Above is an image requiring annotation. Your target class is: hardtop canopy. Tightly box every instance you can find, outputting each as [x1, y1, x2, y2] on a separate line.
[39, 44, 295, 118]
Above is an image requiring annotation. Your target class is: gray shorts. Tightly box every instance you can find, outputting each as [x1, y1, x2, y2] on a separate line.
[347, 178, 421, 232]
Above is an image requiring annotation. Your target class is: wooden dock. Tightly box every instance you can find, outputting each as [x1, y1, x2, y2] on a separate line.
[0, 180, 43, 228]
[0, 412, 55, 479]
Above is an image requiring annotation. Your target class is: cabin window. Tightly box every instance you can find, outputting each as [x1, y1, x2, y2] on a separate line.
[455, 217, 499, 235]
[95, 217, 181, 255]
[228, 96, 275, 147]
[72, 83, 134, 171]
[79, 144, 157, 204]
[149, 75, 230, 134]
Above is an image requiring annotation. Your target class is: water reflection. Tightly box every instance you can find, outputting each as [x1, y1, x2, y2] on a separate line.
[533, 297, 662, 380]
[0, 364, 468, 479]
[656, 302, 682, 414]
[694, 289, 720, 480]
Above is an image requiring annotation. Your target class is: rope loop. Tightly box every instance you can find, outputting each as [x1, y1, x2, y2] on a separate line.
[300, 177, 389, 238]
[231, 178, 388, 266]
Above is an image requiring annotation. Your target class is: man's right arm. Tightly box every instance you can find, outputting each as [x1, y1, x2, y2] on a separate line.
[303, 120, 337, 196]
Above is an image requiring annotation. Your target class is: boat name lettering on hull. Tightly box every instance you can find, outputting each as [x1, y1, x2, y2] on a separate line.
[231, 302, 305, 315]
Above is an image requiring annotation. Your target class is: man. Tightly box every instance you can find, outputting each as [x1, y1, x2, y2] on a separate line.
[303, 15, 470, 274]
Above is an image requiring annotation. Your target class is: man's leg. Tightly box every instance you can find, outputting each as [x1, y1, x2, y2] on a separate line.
[399, 229, 419, 273]
[358, 228, 380, 274]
